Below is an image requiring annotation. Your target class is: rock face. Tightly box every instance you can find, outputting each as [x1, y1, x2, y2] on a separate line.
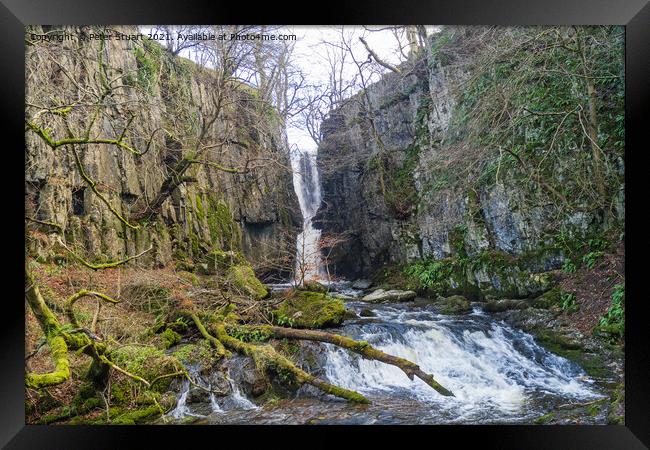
[316, 26, 624, 298]
[25, 26, 300, 279]
[362, 289, 417, 303]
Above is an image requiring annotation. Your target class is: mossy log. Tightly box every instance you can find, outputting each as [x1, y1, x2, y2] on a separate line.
[25, 266, 76, 388]
[211, 321, 370, 403]
[251, 325, 454, 397]
[188, 312, 226, 358]
[179, 311, 369, 403]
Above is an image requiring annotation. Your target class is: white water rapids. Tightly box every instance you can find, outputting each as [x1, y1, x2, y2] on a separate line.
[289, 146, 325, 283]
[321, 302, 603, 423]
[167, 299, 604, 424]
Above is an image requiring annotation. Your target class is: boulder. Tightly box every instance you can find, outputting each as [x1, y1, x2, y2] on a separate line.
[273, 291, 345, 329]
[226, 264, 268, 300]
[359, 308, 377, 317]
[352, 279, 373, 290]
[300, 280, 328, 293]
[435, 295, 471, 315]
[362, 289, 417, 303]
[483, 299, 531, 313]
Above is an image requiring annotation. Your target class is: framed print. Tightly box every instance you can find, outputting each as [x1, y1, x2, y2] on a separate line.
[1, 0, 648, 448]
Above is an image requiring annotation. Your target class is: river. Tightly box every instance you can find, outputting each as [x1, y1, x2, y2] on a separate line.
[165, 290, 605, 425]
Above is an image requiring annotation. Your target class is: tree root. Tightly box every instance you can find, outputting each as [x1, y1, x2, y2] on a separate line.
[25, 333, 70, 389]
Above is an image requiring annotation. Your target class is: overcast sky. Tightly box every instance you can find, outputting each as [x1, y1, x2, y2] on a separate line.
[142, 25, 440, 152]
[285, 26, 428, 152]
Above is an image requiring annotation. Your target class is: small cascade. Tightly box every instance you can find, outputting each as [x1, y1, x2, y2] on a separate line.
[321, 303, 604, 423]
[167, 365, 225, 419]
[289, 147, 325, 283]
[227, 370, 259, 410]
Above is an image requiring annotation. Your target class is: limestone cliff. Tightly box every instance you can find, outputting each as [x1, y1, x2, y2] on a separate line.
[317, 26, 624, 298]
[25, 26, 300, 279]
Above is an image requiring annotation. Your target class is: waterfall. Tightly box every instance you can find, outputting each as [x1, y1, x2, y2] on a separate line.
[289, 147, 325, 283]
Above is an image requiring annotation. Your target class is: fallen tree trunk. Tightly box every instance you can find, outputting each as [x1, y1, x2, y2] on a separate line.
[178, 311, 369, 403]
[248, 325, 454, 397]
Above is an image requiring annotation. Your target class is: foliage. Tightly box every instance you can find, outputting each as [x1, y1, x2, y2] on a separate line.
[403, 259, 452, 292]
[598, 283, 624, 339]
[562, 259, 577, 274]
[133, 44, 161, 94]
[560, 292, 578, 313]
[426, 26, 624, 227]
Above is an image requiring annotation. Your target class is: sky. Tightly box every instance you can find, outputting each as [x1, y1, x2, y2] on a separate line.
[141, 25, 440, 152]
[285, 26, 428, 152]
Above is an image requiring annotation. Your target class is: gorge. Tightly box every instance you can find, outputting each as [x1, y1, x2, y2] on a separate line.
[24, 25, 625, 426]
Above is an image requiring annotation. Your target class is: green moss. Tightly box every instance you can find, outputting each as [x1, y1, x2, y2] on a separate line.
[171, 340, 216, 369]
[108, 345, 182, 395]
[133, 43, 161, 94]
[533, 330, 610, 379]
[435, 295, 471, 315]
[227, 264, 268, 300]
[194, 193, 205, 221]
[533, 411, 556, 425]
[206, 249, 244, 273]
[204, 196, 241, 251]
[300, 280, 327, 293]
[111, 404, 162, 425]
[160, 328, 181, 349]
[532, 287, 562, 309]
[273, 291, 345, 329]
[607, 383, 625, 424]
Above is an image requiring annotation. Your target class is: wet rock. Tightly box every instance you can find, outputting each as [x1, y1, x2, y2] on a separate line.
[483, 299, 531, 313]
[359, 308, 377, 317]
[343, 309, 358, 320]
[222, 355, 268, 397]
[208, 370, 232, 396]
[362, 289, 417, 303]
[435, 295, 471, 315]
[352, 279, 373, 290]
[186, 386, 210, 404]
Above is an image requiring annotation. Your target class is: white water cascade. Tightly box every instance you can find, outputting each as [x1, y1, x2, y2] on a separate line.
[289, 147, 325, 283]
[321, 303, 604, 423]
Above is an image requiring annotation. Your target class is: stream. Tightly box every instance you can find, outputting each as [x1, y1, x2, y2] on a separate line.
[165, 286, 606, 425]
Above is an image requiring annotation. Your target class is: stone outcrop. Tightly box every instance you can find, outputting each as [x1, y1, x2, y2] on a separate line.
[362, 289, 417, 303]
[25, 26, 300, 279]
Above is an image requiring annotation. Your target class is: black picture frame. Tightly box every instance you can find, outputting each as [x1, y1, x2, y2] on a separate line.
[2, 1, 648, 448]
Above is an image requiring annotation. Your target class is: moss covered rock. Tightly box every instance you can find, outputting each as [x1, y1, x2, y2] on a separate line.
[160, 328, 181, 349]
[205, 249, 244, 274]
[108, 345, 183, 395]
[171, 340, 217, 373]
[273, 291, 345, 329]
[435, 295, 471, 315]
[532, 287, 562, 309]
[227, 264, 268, 299]
[300, 280, 327, 293]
